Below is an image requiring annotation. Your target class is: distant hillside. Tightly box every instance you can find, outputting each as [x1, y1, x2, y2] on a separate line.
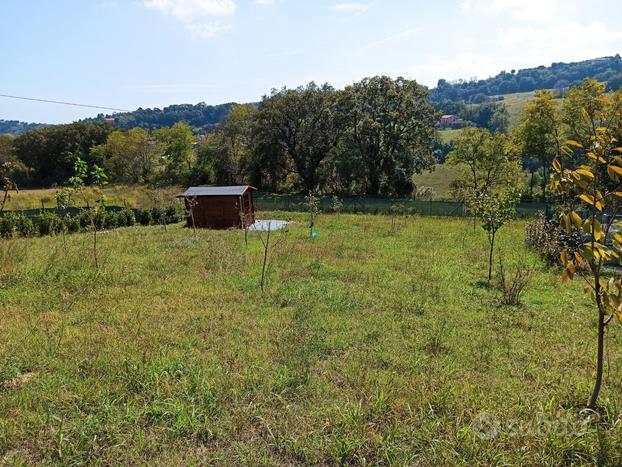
[430, 54, 622, 104]
[0, 119, 49, 136]
[84, 102, 240, 131]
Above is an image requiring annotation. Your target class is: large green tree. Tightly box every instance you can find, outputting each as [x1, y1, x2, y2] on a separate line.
[153, 122, 196, 185]
[255, 82, 342, 192]
[91, 128, 161, 184]
[12, 123, 112, 187]
[517, 90, 562, 202]
[339, 76, 437, 195]
[447, 127, 521, 197]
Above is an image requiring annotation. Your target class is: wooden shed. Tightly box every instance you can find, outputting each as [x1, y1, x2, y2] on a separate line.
[180, 186, 256, 229]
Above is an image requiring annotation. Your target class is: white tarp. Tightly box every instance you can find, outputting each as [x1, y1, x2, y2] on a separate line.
[250, 220, 290, 231]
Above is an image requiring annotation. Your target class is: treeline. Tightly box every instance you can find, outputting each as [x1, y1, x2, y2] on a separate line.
[447, 78, 622, 203]
[430, 55, 622, 104]
[0, 119, 49, 136]
[2, 76, 437, 196]
[84, 102, 237, 131]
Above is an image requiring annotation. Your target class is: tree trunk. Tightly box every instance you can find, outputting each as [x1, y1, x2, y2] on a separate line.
[588, 311, 606, 409]
[260, 226, 271, 293]
[488, 231, 495, 285]
[541, 165, 547, 202]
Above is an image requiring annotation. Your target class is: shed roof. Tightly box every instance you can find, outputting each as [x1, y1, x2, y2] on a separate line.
[180, 185, 256, 197]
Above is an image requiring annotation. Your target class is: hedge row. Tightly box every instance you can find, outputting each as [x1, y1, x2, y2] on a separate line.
[0, 206, 183, 239]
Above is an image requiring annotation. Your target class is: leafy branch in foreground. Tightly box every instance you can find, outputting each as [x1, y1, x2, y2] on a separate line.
[551, 92, 622, 408]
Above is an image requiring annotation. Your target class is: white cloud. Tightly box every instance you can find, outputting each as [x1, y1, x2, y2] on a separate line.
[462, 0, 558, 21]
[142, 0, 236, 20]
[185, 22, 232, 38]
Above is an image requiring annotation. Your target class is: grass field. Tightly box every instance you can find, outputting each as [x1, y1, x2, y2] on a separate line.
[3, 185, 183, 211]
[1, 212, 621, 464]
[413, 164, 461, 199]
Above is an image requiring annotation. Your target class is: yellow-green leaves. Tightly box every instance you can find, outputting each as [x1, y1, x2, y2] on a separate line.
[578, 193, 604, 211]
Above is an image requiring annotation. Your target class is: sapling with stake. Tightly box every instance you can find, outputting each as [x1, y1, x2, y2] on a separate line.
[253, 222, 287, 293]
[0, 162, 19, 215]
[305, 191, 320, 237]
[184, 195, 198, 239]
[59, 157, 109, 269]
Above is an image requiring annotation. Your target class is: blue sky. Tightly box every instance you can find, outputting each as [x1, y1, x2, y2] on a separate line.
[1, 0, 620, 123]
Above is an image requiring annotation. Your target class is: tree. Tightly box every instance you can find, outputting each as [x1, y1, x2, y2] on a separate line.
[196, 104, 259, 186]
[57, 157, 109, 269]
[466, 188, 521, 284]
[93, 128, 161, 184]
[562, 79, 609, 148]
[339, 76, 437, 195]
[153, 122, 196, 185]
[255, 82, 342, 192]
[517, 90, 562, 201]
[12, 123, 112, 187]
[448, 128, 520, 195]
[551, 89, 622, 409]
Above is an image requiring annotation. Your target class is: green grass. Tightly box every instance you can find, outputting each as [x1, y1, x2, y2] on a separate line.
[413, 164, 461, 199]
[1, 213, 621, 464]
[500, 90, 564, 129]
[4, 185, 183, 211]
[438, 129, 462, 144]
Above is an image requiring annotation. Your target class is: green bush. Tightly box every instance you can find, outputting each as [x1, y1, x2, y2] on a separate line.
[64, 214, 81, 233]
[103, 211, 119, 230]
[150, 207, 165, 224]
[525, 211, 582, 265]
[38, 212, 63, 236]
[165, 206, 181, 224]
[123, 209, 137, 227]
[0, 214, 18, 238]
[77, 210, 93, 230]
[139, 209, 153, 226]
[15, 215, 35, 237]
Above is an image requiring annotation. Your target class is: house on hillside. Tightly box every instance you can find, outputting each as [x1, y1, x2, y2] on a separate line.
[439, 114, 464, 128]
[179, 185, 256, 229]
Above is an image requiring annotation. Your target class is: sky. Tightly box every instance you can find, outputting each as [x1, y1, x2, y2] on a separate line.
[1, 0, 620, 124]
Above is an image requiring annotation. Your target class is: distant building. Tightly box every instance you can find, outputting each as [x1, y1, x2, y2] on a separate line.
[439, 114, 463, 128]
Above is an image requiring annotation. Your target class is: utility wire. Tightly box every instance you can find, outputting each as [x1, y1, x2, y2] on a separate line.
[0, 93, 130, 112]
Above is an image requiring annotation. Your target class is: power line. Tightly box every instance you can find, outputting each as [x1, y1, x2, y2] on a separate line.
[0, 93, 130, 112]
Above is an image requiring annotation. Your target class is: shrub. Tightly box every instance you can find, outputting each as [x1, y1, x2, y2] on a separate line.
[496, 257, 532, 306]
[37, 212, 62, 236]
[64, 214, 81, 233]
[139, 209, 153, 226]
[103, 211, 119, 230]
[0, 214, 18, 238]
[77, 210, 93, 230]
[93, 209, 106, 230]
[525, 211, 582, 264]
[165, 206, 180, 224]
[117, 209, 136, 227]
[150, 207, 165, 225]
[15, 215, 35, 237]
